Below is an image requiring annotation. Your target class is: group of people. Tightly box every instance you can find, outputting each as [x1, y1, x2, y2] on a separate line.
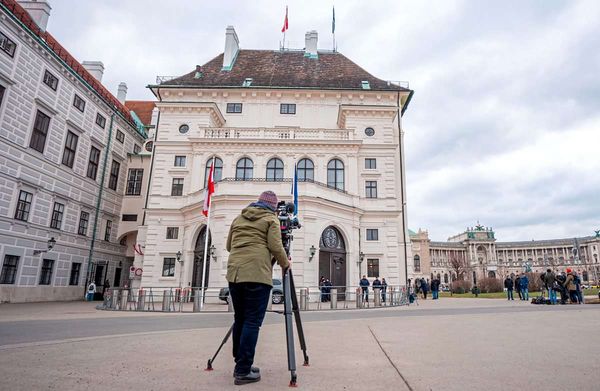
[503, 273, 530, 301]
[318, 276, 333, 302]
[358, 275, 388, 303]
[504, 268, 585, 304]
[408, 276, 442, 300]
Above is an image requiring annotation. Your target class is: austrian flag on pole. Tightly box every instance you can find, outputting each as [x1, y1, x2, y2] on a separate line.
[202, 161, 215, 217]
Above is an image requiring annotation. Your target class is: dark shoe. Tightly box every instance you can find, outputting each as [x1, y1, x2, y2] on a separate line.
[233, 366, 259, 378]
[234, 371, 261, 385]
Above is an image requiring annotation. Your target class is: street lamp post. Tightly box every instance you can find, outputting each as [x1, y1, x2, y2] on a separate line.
[33, 237, 56, 255]
[176, 250, 183, 290]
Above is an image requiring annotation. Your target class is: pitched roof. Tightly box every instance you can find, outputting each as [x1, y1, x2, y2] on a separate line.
[0, 0, 137, 131]
[125, 101, 155, 126]
[160, 50, 409, 92]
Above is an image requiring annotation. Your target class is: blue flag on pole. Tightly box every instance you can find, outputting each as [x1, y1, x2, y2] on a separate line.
[291, 163, 298, 216]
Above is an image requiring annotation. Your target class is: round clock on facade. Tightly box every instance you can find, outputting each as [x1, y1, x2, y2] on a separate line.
[179, 124, 189, 134]
[365, 127, 375, 137]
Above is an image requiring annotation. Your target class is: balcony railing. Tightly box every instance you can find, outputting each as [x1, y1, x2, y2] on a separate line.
[200, 127, 352, 141]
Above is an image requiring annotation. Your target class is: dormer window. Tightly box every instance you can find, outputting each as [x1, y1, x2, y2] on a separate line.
[361, 80, 371, 90]
[242, 78, 253, 87]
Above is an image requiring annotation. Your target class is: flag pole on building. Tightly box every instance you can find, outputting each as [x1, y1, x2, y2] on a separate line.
[332, 6, 336, 51]
[281, 5, 289, 49]
[200, 156, 215, 310]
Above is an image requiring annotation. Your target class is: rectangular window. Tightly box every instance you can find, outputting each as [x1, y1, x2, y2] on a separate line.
[39, 259, 54, 285]
[365, 158, 377, 169]
[0, 85, 5, 106]
[69, 263, 81, 286]
[365, 181, 378, 198]
[226, 103, 243, 113]
[133, 144, 141, 154]
[366, 229, 379, 241]
[174, 156, 186, 167]
[95, 113, 106, 128]
[108, 160, 120, 191]
[162, 258, 176, 277]
[78, 211, 89, 236]
[116, 129, 125, 143]
[171, 178, 184, 196]
[104, 220, 112, 242]
[50, 202, 64, 229]
[61, 131, 79, 168]
[73, 94, 85, 112]
[43, 70, 58, 91]
[166, 227, 179, 240]
[29, 110, 51, 153]
[87, 146, 100, 180]
[367, 259, 379, 278]
[122, 214, 137, 222]
[0, 31, 17, 57]
[0, 255, 19, 284]
[126, 168, 143, 195]
[280, 103, 296, 114]
[14, 190, 33, 221]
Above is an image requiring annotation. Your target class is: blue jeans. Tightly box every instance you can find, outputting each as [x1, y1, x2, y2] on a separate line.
[86, 292, 94, 301]
[507, 289, 513, 300]
[548, 288, 557, 304]
[522, 288, 529, 301]
[432, 290, 439, 299]
[229, 282, 272, 376]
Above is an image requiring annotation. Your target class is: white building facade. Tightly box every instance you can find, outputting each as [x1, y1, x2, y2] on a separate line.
[133, 27, 413, 293]
[0, 0, 146, 302]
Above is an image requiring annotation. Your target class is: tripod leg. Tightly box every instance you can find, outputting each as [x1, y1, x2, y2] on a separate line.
[206, 323, 234, 371]
[288, 270, 309, 366]
[283, 269, 298, 386]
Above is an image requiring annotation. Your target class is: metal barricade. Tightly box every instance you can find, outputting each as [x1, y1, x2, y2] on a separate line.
[162, 289, 172, 312]
[111, 289, 120, 309]
[374, 288, 381, 307]
[193, 289, 201, 312]
[299, 288, 308, 311]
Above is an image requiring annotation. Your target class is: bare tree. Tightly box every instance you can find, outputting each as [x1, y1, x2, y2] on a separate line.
[449, 253, 467, 281]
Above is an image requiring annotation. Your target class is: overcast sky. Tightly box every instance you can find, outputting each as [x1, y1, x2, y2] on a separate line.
[46, 0, 599, 241]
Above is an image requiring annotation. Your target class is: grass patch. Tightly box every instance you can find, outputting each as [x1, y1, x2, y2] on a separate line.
[438, 288, 599, 299]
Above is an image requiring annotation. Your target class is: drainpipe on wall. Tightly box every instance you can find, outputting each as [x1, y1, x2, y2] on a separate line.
[397, 92, 409, 286]
[84, 113, 115, 296]
[142, 88, 161, 226]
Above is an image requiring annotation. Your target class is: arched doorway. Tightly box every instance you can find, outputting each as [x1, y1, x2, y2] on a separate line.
[319, 226, 346, 300]
[488, 271, 496, 279]
[192, 226, 211, 290]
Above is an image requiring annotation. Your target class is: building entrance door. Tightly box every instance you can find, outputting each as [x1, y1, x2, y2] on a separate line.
[192, 226, 211, 295]
[318, 226, 346, 300]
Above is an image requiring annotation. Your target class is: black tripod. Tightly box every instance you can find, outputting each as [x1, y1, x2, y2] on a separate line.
[205, 268, 309, 387]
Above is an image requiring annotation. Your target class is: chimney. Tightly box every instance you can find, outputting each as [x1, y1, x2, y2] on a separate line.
[222, 26, 239, 71]
[304, 30, 318, 58]
[117, 82, 127, 103]
[18, 1, 52, 32]
[82, 61, 105, 82]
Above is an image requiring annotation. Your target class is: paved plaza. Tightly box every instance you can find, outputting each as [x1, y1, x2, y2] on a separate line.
[0, 298, 598, 390]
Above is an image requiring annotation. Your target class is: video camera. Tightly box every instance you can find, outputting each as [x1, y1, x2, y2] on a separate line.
[277, 201, 301, 255]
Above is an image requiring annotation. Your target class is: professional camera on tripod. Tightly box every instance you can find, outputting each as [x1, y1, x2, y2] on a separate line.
[276, 201, 301, 256]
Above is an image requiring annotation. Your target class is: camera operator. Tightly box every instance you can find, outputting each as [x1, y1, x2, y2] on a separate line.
[226, 191, 290, 385]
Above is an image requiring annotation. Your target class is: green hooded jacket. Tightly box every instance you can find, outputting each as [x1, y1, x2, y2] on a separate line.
[226, 205, 290, 286]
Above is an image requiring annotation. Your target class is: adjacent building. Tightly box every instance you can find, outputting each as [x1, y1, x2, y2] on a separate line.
[410, 224, 600, 285]
[0, 0, 146, 302]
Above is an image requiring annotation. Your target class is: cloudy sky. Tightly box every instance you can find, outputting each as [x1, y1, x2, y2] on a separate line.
[46, 0, 600, 241]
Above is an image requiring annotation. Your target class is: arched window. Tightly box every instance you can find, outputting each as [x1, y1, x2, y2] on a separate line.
[236, 158, 253, 180]
[414, 255, 421, 272]
[444, 273, 449, 283]
[297, 158, 314, 182]
[266, 158, 284, 182]
[582, 271, 589, 281]
[204, 157, 223, 187]
[327, 159, 344, 191]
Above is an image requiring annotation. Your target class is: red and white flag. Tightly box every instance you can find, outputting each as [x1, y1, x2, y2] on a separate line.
[281, 6, 289, 33]
[202, 161, 215, 217]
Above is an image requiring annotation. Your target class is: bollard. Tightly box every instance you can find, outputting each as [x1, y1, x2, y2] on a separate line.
[111, 289, 120, 309]
[193, 289, 201, 312]
[388, 287, 394, 306]
[137, 289, 146, 311]
[162, 290, 171, 312]
[356, 288, 363, 309]
[120, 290, 129, 310]
[228, 297, 234, 312]
[299, 288, 308, 311]
[374, 287, 381, 307]
[330, 288, 338, 309]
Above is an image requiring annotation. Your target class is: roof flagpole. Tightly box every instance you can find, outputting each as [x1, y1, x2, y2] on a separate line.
[332, 5, 336, 52]
[281, 5, 289, 50]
